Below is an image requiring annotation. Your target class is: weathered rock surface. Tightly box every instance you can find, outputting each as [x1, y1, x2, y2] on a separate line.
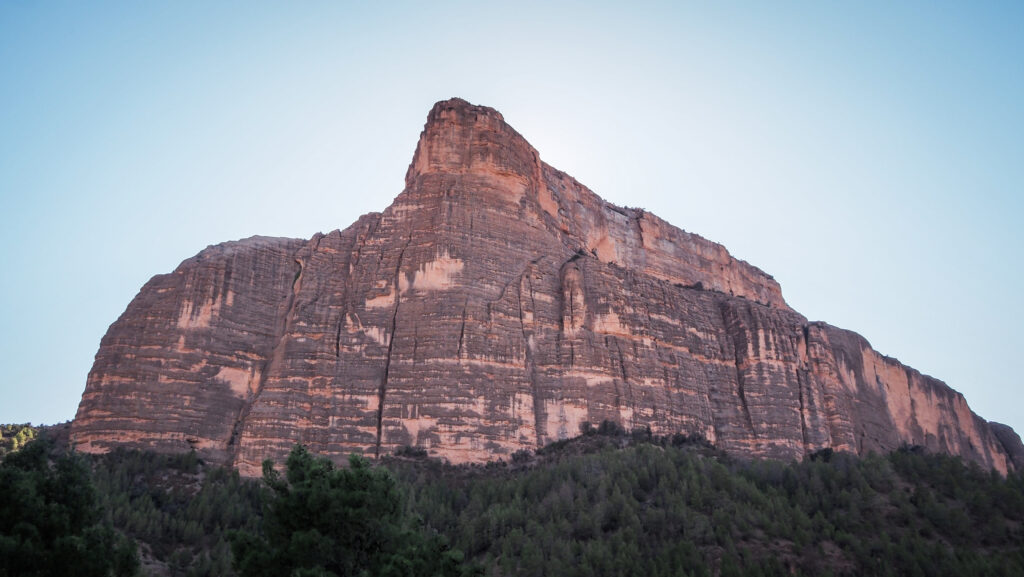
[72, 99, 1021, 475]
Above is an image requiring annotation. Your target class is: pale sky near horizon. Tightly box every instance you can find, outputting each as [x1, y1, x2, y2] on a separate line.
[2, 2, 1022, 442]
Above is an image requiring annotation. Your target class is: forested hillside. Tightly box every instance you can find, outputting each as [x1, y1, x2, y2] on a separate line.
[389, 428, 1024, 576]
[3, 425, 1022, 576]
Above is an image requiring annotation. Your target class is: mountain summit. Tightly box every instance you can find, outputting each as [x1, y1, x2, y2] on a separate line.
[72, 99, 1022, 475]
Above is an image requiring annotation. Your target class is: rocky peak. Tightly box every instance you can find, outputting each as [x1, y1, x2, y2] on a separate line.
[405, 98, 543, 204]
[70, 99, 1020, 476]
[402, 99, 788, 310]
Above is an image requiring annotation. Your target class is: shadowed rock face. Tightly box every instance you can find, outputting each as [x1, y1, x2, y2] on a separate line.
[72, 98, 1021, 475]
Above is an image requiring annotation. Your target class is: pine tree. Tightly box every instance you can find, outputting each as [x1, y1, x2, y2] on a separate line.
[0, 439, 139, 577]
[230, 445, 476, 577]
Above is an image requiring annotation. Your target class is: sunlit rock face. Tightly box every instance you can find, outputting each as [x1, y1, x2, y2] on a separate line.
[72, 99, 1020, 475]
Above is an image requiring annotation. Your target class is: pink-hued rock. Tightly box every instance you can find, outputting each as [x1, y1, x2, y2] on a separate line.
[71, 99, 1021, 475]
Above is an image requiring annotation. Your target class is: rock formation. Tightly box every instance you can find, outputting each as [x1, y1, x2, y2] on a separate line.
[72, 99, 1021, 476]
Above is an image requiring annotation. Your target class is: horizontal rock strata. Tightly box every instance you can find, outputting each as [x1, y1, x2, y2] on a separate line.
[72, 99, 1020, 475]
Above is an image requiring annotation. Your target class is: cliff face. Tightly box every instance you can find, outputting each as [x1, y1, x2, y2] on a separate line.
[72, 99, 1020, 475]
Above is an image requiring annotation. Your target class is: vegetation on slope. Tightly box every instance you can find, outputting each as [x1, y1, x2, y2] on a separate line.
[89, 448, 263, 576]
[0, 438, 139, 577]
[0, 424, 39, 457]
[388, 426, 1024, 576]
[230, 446, 475, 577]
[3, 423, 1022, 576]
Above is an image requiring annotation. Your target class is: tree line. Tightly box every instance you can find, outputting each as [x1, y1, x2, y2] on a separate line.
[2, 423, 1023, 576]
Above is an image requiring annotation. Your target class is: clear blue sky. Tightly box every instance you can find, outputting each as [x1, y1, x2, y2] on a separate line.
[2, 2, 1022, 439]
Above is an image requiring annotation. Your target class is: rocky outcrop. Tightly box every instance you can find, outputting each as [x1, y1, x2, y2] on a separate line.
[991, 423, 1024, 470]
[72, 98, 1019, 475]
[72, 236, 307, 465]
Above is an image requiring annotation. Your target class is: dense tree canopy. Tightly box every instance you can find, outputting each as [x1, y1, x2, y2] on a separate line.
[230, 446, 475, 577]
[4, 425, 1022, 576]
[387, 429, 1024, 577]
[0, 438, 138, 577]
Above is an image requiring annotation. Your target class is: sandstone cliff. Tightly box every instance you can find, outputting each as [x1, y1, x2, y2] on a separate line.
[72, 99, 1021, 475]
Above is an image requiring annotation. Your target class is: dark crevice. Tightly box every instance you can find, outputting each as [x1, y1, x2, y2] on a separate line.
[718, 300, 757, 439]
[614, 337, 629, 384]
[612, 337, 632, 428]
[517, 263, 544, 447]
[735, 362, 756, 439]
[376, 235, 412, 458]
[797, 368, 809, 454]
[604, 336, 623, 412]
[632, 210, 646, 247]
[227, 245, 307, 466]
[456, 299, 468, 360]
[335, 315, 344, 359]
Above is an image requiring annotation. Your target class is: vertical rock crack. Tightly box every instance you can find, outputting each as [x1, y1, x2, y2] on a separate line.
[718, 300, 757, 439]
[797, 368, 809, 454]
[517, 262, 544, 447]
[227, 244, 308, 466]
[376, 235, 412, 458]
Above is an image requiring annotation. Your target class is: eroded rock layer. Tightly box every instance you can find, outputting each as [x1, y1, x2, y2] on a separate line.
[72, 99, 1020, 475]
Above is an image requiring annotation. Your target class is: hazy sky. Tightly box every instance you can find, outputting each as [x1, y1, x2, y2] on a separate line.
[2, 2, 1022, 440]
